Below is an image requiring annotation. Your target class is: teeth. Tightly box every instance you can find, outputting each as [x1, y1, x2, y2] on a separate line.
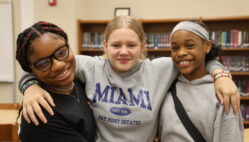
[179, 61, 190, 65]
[56, 69, 68, 78]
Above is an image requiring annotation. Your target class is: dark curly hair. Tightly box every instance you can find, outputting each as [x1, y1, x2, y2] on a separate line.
[16, 21, 68, 72]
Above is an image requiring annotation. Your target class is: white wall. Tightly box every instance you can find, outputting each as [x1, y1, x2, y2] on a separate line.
[0, 0, 248, 103]
[33, 0, 78, 54]
[0, 0, 20, 103]
[77, 0, 249, 20]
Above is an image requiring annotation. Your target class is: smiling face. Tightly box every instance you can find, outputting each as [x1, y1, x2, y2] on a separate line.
[28, 33, 76, 90]
[171, 30, 211, 80]
[104, 27, 145, 73]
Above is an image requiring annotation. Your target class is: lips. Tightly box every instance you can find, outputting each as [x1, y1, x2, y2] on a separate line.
[53, 66, 72, 81]
[177, 60, 192, 67]
[118, 58, 130, 64]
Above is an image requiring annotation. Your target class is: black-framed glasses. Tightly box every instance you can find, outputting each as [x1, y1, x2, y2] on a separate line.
[30, 45, 70, 72]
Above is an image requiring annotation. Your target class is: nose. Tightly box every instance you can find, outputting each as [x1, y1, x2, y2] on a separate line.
[51, 58, 65, 71]
[119, 46, 129, 55]
[177, 47, 187, 57]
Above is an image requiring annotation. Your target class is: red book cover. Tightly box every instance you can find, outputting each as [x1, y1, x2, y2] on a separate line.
[233, 30, 239, 48]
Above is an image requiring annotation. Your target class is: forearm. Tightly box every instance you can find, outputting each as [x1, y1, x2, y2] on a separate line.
[206, 59, 226, 75]
[18, 71, 37, 93]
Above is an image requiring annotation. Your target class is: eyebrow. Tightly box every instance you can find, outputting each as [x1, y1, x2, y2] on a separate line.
[33, 43, 67, 63]
[185, 39, 195, 42]
[171, 38, 197, 45]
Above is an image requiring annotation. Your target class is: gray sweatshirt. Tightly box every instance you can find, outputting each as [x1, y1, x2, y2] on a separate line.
[19, 55, 223, 142]
[159, 75, 244, 142]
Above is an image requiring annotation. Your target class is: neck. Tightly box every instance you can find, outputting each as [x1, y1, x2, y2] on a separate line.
[42, 82, 74, 95]
[183, 71, 208, 81]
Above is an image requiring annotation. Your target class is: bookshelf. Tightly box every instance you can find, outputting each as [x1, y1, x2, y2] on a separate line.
[77, 16, 249, 127]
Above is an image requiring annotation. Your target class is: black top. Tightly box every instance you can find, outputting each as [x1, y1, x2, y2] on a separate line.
[19, 80, 96, 142]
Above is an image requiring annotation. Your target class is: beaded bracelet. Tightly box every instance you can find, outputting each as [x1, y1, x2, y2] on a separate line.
[213, 70, 232, 81]
[212, 70, 228, 77]
[21, 80, 39, 94]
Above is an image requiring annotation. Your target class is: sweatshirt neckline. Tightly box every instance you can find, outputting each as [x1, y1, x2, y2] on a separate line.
[178, 74, 213, 85]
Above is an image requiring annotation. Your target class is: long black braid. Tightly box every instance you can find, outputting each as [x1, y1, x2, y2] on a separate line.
[16, 21, 68, 72]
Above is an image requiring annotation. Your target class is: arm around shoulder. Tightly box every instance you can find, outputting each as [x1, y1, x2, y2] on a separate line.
[18, 71, 37, 93]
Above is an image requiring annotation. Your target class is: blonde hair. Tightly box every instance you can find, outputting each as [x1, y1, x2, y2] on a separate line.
[103, 16, 147, 59]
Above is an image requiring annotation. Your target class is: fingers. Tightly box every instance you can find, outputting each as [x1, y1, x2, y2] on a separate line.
[26, 105, 39, 126]
[230, 95, 238, 115]
[22, 105, 31, 123]
[32, 102, 47, 124]
[227, 89, 241, 115]
[223, 94, 230, 114]
[216, 90, 224, 105]
[23, 97, 53, 125]
[237, 92, 241, 113]
[39, 98, 54, 116]
[44, 92, 56, 107]
[234, 89, 240, 113]
[22, 84, 55, 125]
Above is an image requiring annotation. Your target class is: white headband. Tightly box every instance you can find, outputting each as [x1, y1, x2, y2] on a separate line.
[170, 21, 209, 40]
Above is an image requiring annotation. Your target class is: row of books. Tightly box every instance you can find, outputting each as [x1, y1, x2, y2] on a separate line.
[219, 56, 249, 72]
[145, 30, 249, 49]
[82, 30, 249, 49]
[234, 79, 249, 96]
[241, 104, 249, 121]
[81, 30, 249, 49]
[210, 30, 249, 48]
[145, 33, 171, 49]
[82, 32, 104, 49]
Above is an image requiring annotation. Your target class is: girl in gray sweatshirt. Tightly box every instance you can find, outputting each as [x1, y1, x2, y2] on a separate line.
[159, 20, 244, 142]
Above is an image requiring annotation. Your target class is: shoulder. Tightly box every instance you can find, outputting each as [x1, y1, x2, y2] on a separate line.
[19, 114, 88, 142]
[74, 79, 85, 90]
[75, 55, 105, 64]
[142, 57, 174, 71]
[19, 108, 63, 135]
[75, 55, 106, 74]
[74, 79, 88, 102]
[150, 57, 173, 64]
[213, 105, 244, 141]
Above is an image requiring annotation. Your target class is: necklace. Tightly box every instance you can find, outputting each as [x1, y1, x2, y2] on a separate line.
[43, 83, 74, 93]
[42, 82, 80, 102]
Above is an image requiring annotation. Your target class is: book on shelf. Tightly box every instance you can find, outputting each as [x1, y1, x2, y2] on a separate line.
[234, 79, 249, 97]
[240, 103, 249, 121]
[220, 56, 249, 72]
[82, 32, 104, 49]
[143, 32, 171, 49]
[210, 30, 249, 48]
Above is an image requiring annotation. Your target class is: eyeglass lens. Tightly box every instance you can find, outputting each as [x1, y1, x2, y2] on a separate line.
[34, 46, 69, 72]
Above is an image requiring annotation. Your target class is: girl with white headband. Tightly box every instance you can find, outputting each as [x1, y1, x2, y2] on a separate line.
[158, 20, 243, 142]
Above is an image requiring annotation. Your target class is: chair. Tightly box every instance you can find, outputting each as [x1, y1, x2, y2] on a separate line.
[0, 103, 20, 142]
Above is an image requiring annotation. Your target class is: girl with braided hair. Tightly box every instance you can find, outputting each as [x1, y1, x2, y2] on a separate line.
[16, 21, 96, 142]
[18, 16, 240, 142]
[158, 20, 243, 142]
